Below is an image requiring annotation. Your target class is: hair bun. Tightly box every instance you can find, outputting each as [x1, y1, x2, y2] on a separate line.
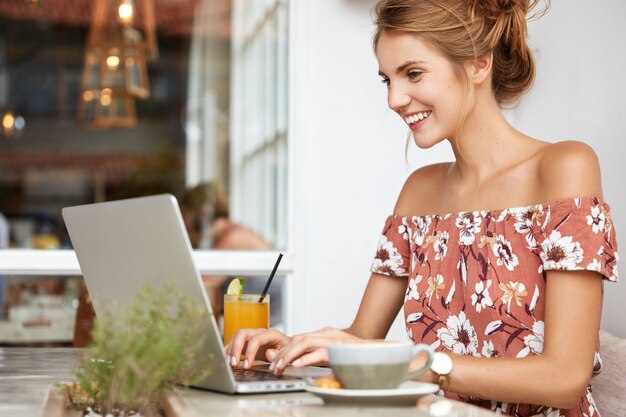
[469, 0, 526, 26]
[495, 0, 519, 14]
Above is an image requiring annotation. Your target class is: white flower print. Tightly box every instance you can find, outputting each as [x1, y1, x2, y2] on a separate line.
[405, 275, 422, 302]
[587, 258, 602, 272]
[485, 320, 504, 336]
[510, 207, 534, 233]
[455, 211, 482, 245]
[482, 340, 499, 358]
[406, 312, 423, 324]
[540, 230, 584, 270]
[397, 217, 411, 241]
[411, 216, 431, 246]
[371, 236, 407, 276]
[434, 231, 449, 260]
[586, 205, 605, 234]
[536, 410, 565, 417]
[492, 234, 519, 271]
[509, 207, 539, 248]
[529, 284, 540, 312]
[436, 311, 479, 356]
[458, 253, 468, 285]
[444, 280, 456, 306]
[525, 320, 544, 354]
[585, 390, 598, 417]
[491, 401, 510, 413]
[516, 320, 544, 358]
[471, 279, 493, 313]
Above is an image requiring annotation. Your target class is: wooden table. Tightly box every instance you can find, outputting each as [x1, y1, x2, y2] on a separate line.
[0, 347, 499, 417]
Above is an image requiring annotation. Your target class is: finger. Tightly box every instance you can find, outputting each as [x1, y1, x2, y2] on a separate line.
[291, 348, 329, 368]
[243, 329, 290, 369]
[265, 348, 279, 362]
[228, 329, 263, 367]
[272, 335, 333, 374]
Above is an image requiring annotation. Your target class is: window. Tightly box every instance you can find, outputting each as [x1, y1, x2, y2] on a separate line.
[0, 0, 292, 345]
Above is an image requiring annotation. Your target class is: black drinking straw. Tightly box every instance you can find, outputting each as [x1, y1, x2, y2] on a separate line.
[259, 253, 283, 302]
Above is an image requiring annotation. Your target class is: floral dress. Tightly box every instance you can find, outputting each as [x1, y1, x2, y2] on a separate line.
[371, 197, 619, 417]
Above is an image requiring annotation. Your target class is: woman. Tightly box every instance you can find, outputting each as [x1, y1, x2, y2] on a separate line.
[226, 1, 619, 415]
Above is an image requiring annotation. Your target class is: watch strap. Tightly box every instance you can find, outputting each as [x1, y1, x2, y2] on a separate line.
[434, 373, 451, 390]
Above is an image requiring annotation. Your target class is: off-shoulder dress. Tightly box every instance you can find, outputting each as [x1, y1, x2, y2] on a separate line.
[371, 197, 619, 417]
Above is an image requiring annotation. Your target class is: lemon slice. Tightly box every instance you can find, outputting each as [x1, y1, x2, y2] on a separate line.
[226, 277, 244, 295]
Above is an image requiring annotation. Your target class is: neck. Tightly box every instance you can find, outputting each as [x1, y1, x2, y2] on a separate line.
[447, 94, 533, 187]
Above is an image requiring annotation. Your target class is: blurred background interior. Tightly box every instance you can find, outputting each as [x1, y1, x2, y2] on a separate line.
[0, 0, 288, 346]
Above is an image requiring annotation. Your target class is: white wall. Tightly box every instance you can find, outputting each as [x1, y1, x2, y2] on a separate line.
[290, 0, 452, 339]
[515, 0, 626, 337]
[291, 0, 625, 339]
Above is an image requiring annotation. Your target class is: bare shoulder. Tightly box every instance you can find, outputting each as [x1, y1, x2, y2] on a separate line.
[538, 140, 603, 201]
[213, 226, 271, 250]
[394, 162, 451, 216]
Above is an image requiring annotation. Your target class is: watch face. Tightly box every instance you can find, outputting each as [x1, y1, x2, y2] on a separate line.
[432, 352, 453, 375]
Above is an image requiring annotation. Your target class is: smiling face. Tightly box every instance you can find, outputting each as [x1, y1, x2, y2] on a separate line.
[376, 31, 470, 148]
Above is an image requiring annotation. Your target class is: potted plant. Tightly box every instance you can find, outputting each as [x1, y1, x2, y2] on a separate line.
[42, 283, 213, 417]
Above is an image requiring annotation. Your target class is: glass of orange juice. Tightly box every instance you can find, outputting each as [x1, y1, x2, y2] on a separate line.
[223, 294, 270, 345]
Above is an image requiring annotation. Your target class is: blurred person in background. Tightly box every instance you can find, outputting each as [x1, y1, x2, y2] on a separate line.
[178, 182, 282, 327]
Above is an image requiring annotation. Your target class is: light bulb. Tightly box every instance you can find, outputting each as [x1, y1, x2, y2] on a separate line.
[83, 90, 95, 102]
[118, 0, 134, 23]
[1, 110, 25, 138]
[14, 116, 25, 131]
[106, 55, 120, 69]
[2, 112, 14, 130]
[100, 95, 112, 106]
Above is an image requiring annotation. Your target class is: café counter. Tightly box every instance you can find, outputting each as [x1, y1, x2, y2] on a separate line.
[0, 348, 499, 417]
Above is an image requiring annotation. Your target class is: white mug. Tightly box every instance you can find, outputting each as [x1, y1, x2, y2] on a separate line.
[327, 341, 434, 389]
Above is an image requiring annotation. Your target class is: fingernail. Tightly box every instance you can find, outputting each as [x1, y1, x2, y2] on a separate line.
[269, 362, 275, 371]
[230, 356, 237, 366]
[244, 360, 249, 369]
[293, 359, 302, 367]
[275, 359, 283, 372]
[268, 350, 277, 360]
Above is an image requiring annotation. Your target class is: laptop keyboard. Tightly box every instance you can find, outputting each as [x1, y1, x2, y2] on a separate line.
[232, 367, 301, 382]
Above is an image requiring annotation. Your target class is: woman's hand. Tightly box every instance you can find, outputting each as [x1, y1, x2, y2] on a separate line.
[225, 328, 291, 369]
[269, 327, 360, 375]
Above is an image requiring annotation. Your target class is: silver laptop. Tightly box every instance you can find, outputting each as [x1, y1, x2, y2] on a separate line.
[62, 194, 328, 393]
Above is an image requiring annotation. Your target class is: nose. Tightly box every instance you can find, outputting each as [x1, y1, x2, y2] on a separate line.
[387, 83, 411, 112]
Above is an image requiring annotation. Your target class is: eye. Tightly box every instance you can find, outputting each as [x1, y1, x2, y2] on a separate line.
[408, 70, 423, 80]
[380, 77, 390, 86]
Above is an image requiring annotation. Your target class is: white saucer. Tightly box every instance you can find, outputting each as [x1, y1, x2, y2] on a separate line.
[304, 381, 439, 406]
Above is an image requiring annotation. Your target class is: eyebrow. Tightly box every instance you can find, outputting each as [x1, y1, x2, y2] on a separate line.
[378, 60, 427, 77]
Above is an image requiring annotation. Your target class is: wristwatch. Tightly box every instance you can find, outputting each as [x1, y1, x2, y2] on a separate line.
[430, 352, 453, 389]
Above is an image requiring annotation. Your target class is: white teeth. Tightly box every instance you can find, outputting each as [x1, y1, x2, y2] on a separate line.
[405, 111, 430, 125]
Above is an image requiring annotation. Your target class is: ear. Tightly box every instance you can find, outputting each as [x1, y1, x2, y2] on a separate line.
[467, 52, 493, 85]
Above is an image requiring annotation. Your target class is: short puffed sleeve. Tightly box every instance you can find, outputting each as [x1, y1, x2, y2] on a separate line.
[370, 215, 411, 277]
[533, 197, 619, 281]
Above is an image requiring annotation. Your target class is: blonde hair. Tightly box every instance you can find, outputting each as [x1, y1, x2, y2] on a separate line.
[178, 182, 229, 222]
[373, 0, 549, 107]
